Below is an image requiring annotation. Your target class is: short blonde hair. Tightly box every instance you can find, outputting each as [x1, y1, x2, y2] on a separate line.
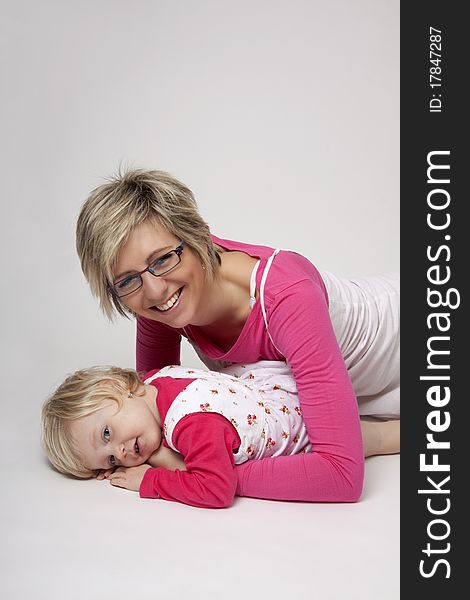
[76, 168, 221, 319]
[42, 366, 143, 479]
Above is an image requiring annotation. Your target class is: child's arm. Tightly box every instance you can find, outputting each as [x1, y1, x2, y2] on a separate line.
[147, 444, 187, 471]
[109, 413, 241, 508]
[94, 444, 186, 481]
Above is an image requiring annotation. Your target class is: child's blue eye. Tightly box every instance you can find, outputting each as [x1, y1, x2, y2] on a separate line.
[102, 426, 110, 442]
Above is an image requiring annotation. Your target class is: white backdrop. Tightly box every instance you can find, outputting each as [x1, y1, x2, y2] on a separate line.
[1, 2, 399, 598]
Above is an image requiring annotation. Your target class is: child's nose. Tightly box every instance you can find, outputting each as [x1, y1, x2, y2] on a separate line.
[117, 442, 127, 460]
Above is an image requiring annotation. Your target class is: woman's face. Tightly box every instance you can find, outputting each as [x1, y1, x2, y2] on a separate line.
[113, 220, 207, 328]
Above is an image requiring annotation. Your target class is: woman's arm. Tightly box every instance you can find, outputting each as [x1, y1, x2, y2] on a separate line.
[136, 317, 182, 372]
[139, 413, 240, 508]
[236, 279, 364, 502]
[361, 419, 400, 456]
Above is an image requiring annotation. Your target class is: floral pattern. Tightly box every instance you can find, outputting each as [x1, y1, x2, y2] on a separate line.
[152, 362, 312, 464]
[247, 414, 257, 426]
[266, 437, 276, 450]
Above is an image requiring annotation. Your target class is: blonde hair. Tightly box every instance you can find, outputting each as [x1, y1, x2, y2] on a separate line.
[42, 366, 143, 479]
[76, 168, 221, 319]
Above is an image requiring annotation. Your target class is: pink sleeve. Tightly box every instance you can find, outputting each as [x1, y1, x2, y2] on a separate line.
[139, 413, 239, 508]
[235, 279, 364, 502]
[136, 316, 182, 372]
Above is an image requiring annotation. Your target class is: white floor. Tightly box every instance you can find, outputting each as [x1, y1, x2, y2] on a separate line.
[1, 413, 399, 600]
[1, 2, 399, 597]
[0, 322, 399, 600]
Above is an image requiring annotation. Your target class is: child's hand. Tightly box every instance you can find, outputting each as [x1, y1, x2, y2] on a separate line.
[107, 464, 152, 492]
[95, 468, 115, 480]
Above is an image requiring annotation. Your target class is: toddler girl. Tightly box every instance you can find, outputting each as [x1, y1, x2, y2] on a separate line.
[42, 361, 399, 508]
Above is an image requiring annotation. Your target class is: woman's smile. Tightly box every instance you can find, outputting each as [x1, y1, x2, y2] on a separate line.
[153, 286, 183, 313]
[114, 221, 207, 328]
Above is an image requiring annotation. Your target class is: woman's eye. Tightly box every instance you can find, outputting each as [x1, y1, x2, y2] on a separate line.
[103, 426, 110, 442]
[153, 253, 171, 267]
[117, 275, 136, 290]
[109, 455, 116, 467]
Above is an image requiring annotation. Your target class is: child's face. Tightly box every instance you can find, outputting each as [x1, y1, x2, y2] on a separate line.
[69, 392, 162, 471]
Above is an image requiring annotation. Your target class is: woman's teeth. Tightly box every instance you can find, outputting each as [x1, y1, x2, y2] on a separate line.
[156, 289, 181, 312]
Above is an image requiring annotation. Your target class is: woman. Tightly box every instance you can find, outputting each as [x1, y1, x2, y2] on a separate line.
[76, 169, 400, 502]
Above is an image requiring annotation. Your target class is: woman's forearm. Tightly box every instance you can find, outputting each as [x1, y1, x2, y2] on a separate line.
[236, 449, 363, 502]
[360, 419, 400, 457]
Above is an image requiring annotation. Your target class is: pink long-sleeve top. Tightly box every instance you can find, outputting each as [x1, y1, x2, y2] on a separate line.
[139, 373, 240, 508]
[136, 236, 364, 502]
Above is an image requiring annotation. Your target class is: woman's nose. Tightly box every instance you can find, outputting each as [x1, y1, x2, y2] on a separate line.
[141, 271, 168, 303]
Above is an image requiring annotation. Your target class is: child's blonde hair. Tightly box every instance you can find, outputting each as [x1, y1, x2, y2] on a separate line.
[42, 366, 143, 479]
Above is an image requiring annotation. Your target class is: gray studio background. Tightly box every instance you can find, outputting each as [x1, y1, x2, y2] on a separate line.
[1, 1, 399, 599]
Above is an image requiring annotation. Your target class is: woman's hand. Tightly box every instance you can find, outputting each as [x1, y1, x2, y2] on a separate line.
[107, 464, 153, 491]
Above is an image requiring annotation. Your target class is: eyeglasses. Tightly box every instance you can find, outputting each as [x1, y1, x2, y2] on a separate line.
[111, 240, 186, 298]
